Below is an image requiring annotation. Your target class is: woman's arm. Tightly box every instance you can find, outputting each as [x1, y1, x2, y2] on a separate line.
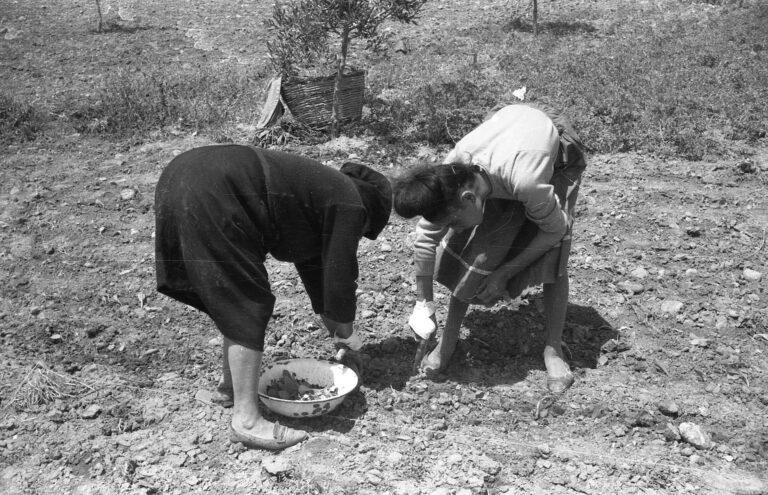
[476, 224, 565, 304]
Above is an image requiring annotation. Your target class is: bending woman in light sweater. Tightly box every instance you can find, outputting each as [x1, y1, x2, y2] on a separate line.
[393, 103, 587, 393]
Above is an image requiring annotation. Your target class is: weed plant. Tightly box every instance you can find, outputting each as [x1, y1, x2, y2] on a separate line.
[0, 94, 46, 144]
[67, 62, 264, 140]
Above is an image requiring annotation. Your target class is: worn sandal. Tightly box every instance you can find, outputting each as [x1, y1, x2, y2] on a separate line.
[546, 372, 575, 394]
[229, 422, 308, 451]
[211, 384, 234, 408]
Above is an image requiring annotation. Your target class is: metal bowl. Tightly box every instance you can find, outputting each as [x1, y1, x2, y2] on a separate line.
[258, 358, 358, 418]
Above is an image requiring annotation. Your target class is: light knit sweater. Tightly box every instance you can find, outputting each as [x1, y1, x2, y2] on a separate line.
[413, 104, 568, 277]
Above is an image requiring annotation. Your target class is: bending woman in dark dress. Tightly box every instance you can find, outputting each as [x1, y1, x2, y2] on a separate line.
[155, 145, 392, 450]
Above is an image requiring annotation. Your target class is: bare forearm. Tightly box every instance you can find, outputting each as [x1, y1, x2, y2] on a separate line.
[415, 275, 434, 301]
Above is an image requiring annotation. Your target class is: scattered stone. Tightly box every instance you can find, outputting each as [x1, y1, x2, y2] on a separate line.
[120, 188, 136, 201]
[690, 335, 711, 348]
[476, 454, 501, 475]
[679, 422, 712, 450]
[361, 309, 375, 319]
[194, 389, 214, 404]
[612, 424, 628, 437]
[658, 400, 680, 417]
[367, 469, 383, 485]
[630, 267, 649, 279]
[263, 456, 292, 476]
[379, 243, 393, 252]
[618, 280, 644, 294]
[660, 300, 684, 316]
[446, 453, 462, 465]
[81, 404, 102, 419]
[742, 268, 762, 282]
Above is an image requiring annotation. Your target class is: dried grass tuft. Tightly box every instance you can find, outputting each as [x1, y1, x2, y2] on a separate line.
[3, 361, 93, 412]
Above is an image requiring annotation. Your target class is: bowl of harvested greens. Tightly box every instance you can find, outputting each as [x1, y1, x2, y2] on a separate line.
[258, 358, 359, 418]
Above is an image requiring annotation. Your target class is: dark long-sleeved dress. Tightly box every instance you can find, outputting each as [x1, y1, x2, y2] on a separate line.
[154, 144, 391, 350]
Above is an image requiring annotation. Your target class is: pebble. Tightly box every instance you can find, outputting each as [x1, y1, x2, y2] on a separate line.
[743, 268, 762, 282]
[81, 404, 102, 419]
[618, 280, 644, 294]
[679, 422, 712, 450]
[475, 454, 501, 475]
[630, 267, 649, 279]
[660, 300, 684, 315]
[263, 456, 292, 475]
[658, 400, 680, 417]
[120, 188, 136, 200]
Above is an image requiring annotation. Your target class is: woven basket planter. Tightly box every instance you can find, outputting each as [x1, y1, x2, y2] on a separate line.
[281, 70, 365, 127]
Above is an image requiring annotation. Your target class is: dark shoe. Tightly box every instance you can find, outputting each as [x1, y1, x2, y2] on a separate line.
[546, 372, 575, 394]
[211, 384, 234, 408]
[229, 422, 307, 451]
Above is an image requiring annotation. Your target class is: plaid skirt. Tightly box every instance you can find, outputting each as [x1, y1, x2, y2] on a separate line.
[435, 104, 587, 304]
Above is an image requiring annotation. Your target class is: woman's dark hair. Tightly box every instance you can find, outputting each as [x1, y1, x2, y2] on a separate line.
[392, 163, 476, 222]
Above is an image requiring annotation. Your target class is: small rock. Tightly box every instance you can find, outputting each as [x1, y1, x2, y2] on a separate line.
[81, 404, 102, 419]
[361, 309, 375, 319]
[679, 422, 712, 450]
[379, 243, 392, 252]
[120, 188, 136, 201]
[446, 453, 462, 465]
[658, 400, 680, 417]
[263, 456, 292, 475]
[194, 389, 214, 404]
[612, 424, 628, 437]
[630, 267, 649, 279]
[618, 280, 644, 294]
[743, 268, 762, 282]
[238, 450, 262, 463]
[660, 300, 684, 316]
[476, 454, 501, 475]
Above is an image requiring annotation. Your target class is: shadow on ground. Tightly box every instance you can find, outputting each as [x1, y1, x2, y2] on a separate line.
[358, 300, 618, 391]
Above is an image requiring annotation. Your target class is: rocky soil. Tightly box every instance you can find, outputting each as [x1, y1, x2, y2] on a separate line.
[1, 1, 767, 494]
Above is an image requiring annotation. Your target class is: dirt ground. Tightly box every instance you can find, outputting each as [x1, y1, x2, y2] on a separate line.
[1, 1, 767, 494]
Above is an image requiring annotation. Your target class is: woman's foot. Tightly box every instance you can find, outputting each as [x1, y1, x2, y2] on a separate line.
[229, 417, 307, 451]
[544, 344, 574, 393]
[211, 380, 234, 408]
[420, 337, 457, 373]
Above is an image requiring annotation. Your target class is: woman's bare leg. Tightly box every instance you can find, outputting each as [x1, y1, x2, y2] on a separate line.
[422, 296, 469, 372]
[542, 273, 574, 392]
[225, 337, 306, 447]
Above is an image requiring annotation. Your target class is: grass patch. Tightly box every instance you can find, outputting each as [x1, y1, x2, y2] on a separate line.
[364, 1, 768, 158]
[0, 94, 47, 145]
[67, 62, 266, 140]
[3, 361, 92, 412]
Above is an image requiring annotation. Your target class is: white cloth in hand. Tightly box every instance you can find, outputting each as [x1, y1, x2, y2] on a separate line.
[408, 300, 436, 340]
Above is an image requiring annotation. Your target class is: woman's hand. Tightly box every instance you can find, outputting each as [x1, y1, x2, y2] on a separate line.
[476, 269, 512, 304]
